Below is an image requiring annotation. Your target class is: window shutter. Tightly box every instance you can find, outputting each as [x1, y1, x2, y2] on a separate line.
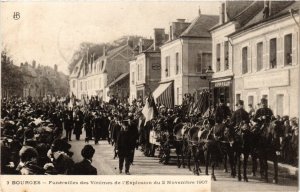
[277, 37, 283, 67]
[292, 32, 298, 65]
[266, 40, 270, 69]
[253, 43, 257, 72]
[248, 44, 251, 73]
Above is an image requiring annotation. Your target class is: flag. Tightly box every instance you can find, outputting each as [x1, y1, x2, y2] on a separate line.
[142, 95, 158, 125]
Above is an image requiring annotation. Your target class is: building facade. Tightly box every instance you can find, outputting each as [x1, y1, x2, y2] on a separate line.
[70, 42, 135, 102]
[129, 29, 166, 103]
[229, 1, 299, 117]
[157, 14, 219, 107]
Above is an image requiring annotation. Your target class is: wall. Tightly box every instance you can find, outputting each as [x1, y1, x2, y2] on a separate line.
[232, 16, 299, 117]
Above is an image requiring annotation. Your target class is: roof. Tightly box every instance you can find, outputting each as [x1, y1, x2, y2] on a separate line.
[231, 1, 264, 26]
[229, 1, 298, 38]
[106, 72, 129, 88]
[209, 1, 264, 32]
[180, 14, 219, 38]
[226, 1, 255, 20]
[70, 58, 83, 78]
[106, 44, 128, 57]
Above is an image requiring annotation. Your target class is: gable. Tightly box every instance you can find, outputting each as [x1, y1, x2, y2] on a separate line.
[110, 47, 134, 60]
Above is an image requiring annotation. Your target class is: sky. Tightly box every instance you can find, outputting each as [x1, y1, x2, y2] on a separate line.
[1, 1, 220, 75]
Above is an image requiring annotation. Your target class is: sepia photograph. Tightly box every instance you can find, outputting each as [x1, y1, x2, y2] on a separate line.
[0, 1, 299, 192]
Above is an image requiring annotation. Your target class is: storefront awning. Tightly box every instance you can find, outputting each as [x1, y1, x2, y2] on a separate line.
[152, 82, 173, 108]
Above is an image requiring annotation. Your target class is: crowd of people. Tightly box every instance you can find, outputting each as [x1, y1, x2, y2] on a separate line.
[0, 94, 299, 176]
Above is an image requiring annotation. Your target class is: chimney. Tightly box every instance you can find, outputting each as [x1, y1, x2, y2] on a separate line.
[32, 60, 36, 68]
[171, 19, 190, 39]
[176, 19, 186, 23]
[219, 2, 225, 24]
[139, 38, 143, 53]
[127, 37, 134, 48]
[169, 25, 173, 40]
[198, 7, 201, 16]
[20, 62, 24, 67]
[153, 28, 166, 51]
[54, 64, 57, 72]
[263, 1, 270, 19]
[103, 45, 106, 56]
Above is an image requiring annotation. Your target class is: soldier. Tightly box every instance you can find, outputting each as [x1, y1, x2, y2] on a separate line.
[231, 100, 250, 128]
[215, 98, 231, 124]
[253, 98, 274, 127]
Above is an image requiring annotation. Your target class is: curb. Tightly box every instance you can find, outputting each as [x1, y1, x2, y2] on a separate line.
[268, 160, 298, 178]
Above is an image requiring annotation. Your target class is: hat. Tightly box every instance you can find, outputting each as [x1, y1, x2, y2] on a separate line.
[236, 100, 244, 106]
[81, 145, 95, 159]
[261, 98, 268, 104]
[19, 146, 38, 162]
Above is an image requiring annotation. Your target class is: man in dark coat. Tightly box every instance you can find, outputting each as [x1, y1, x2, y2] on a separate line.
[215, 99, 231, 124]
[231, 100, 250, 128]
[83, 111, 93, 143]
[128, 114, 139, 164]
[72, 145, 97, 175]
[116, 120, 134, 175]
[63, 109, 73, 141]
[253, 98, 274, 127]
[93, 112, 102, 144]
[73, 108, 84, 140]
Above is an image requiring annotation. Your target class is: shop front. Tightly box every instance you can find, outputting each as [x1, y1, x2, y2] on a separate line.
[211, 77, 233, 109]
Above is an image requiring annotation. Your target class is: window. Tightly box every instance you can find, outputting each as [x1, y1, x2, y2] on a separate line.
[175, 52, 179, 74]
[236, 93, 241, 103]
[224, 41, 229, 70]
[80, 82, 83, 91]
[165, 56, 170, 77]
[276, 94, 284, 116]
[202, 53, 212, 73]
[270, 38, 277, 68]
[242, 47, 248, 74]
[132, 72, 135, 85]
[262, 95, 268, 106]
[216, 44, 221, 72]
[248, 95, 254, 106]
[138, 64, 143, 81]
[257, 42, 263, 71]
[177, 87, 179, 105]
[284, 34, 292, 66]
[72, 80, 76, 88]
[196, 53, 202, 73]
[99, 78, 101, 88]
[137, 64, 140, 81]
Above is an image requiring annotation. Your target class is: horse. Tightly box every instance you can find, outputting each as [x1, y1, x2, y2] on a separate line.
[231, 121, 254, 182]
[173, 121, 190, 168]
[185, 125, 203, 175]
[199, 119, 221, 181]
[255, 119, 283, 184]
[212, 119, 236, 178]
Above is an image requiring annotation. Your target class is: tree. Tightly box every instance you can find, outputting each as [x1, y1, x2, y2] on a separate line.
[1, 49, 24, 98]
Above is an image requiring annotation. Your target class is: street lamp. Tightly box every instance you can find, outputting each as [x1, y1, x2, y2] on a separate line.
[205, 66, 214, 117]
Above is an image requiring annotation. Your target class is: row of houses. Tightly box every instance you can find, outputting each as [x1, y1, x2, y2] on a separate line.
[69, 1, 299, 118]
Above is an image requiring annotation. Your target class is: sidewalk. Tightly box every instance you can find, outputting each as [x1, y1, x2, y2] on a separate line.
[272, 161, 298, 178]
